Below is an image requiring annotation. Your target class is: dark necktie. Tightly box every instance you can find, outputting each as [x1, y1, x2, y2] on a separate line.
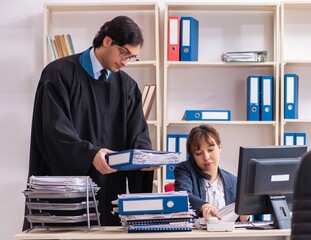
[98, 69, 107, 81]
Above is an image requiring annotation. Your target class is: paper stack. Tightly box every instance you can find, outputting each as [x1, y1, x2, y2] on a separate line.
[24, 176, 100, 230]
[221, 51, 267, 62]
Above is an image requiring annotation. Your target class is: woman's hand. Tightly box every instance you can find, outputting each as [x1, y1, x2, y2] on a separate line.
[200, 203, 222, 221]
[239, 215, 250, 222]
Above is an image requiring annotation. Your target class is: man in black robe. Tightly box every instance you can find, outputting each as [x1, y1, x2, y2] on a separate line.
[23, 15, 156, 230]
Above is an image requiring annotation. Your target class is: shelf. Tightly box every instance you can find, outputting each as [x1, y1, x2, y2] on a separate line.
[166, 3, 278, 12]
[44, 3, 158, 12]
[283, 119, 311, 124]
[166, 61, 278, 68]
[282, 61, 311, 66]
[127, 61, 158, 67]
[166, 121, 277, 126]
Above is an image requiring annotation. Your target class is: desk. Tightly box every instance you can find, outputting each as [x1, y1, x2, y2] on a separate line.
[13, 226, 290, 240]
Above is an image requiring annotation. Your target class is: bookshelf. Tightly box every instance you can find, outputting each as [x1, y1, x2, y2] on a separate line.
[163, 3, 280, 188]
[43, 3, 161, 192]
[280, 2, 311, 147]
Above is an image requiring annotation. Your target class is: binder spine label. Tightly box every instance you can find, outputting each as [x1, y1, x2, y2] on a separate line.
[123, 199, 163, 212]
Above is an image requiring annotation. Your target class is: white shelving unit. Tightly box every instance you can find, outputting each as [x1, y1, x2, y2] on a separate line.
[163, 3, 280, 188]
[280, 2, 311, 147]
[43, 3, 161, 192]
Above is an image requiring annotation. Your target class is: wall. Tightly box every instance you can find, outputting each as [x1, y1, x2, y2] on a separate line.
[0, 0, 284, 239]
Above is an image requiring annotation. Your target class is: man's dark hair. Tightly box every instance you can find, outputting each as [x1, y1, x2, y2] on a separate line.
[93, 15, 144, 48]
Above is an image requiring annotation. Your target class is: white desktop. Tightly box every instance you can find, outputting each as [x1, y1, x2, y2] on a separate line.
[13, 226, 291, 240]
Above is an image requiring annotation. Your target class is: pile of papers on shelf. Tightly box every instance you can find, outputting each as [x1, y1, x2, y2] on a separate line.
[24, 176, 100, 228]
[113, 191, 195, 233]
[106, 149, 182, 170]
[221, 51, 267, 62]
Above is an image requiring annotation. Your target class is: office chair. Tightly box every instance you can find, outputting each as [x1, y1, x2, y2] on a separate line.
[291, 151, 311, 240]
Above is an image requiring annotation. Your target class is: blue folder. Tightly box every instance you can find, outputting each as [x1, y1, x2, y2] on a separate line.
[260, 76, 273, 121]
[247, 76, 260, 121]
[180, 16, 199, 61]
[106, 149, 180, 171]
[284, 132, 295, 145]
[284, 74, 299, 119]
[177, 134, 189, 161]
[166, 134, 189, 180]
[118, 193, 189, 215]
[284, 132, 306, 145]
[183, 110, 231, 121]
[166, 134, 178, 180]
[295, 133, 306, 146]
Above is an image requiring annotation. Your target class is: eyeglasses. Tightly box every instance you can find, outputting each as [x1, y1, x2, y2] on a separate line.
[112, 40, 139, 63]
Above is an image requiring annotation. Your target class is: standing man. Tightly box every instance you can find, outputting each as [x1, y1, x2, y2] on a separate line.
[24, 15, 155, 229]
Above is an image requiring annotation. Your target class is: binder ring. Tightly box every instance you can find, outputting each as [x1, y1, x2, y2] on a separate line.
[167, 200, 174, 208]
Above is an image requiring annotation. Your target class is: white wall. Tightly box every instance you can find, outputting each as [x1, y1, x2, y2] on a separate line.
[0, 0, 284, 239]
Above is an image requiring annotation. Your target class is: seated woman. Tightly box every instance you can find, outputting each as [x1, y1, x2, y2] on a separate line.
[174, 124, 248, 222]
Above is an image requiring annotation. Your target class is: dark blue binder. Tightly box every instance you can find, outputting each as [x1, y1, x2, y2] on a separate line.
[166, 134, 178, 180]
[260, 75, 273, 121]
[183, 110, 231, 121]
[118, 193, 189, 215]
[295, 133, 306, 145]
[284, 74, 299, 119]
[247, 76, 260, 121]
[284, 132, 295, 145]
[177, 134, 189, 161]
[180, 16, 199, 61]
[106, 149, 180, 170]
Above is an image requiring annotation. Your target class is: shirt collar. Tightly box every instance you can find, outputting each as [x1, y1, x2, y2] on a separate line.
[90, 47, 104, 80]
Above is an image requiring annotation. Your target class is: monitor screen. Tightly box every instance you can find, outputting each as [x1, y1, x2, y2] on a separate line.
[235, 145, 307, 229]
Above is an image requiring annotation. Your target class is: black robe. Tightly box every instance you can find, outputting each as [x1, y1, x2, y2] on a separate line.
[23, 52, 153, 229]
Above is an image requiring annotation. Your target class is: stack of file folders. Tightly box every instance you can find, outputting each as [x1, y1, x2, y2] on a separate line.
[24, 176, 101, 230]
[115, 191, 195, 233]
[221, 51, 267, 62]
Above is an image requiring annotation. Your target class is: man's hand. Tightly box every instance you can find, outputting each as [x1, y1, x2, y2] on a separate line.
[93, 148, 117, 174]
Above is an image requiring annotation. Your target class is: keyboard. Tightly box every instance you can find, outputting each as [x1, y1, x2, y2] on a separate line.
[234, 220, 274, 229]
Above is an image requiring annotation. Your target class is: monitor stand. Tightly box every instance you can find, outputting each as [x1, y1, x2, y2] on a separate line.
[246, 195, 291, 230]
[270, 195, 291, 229]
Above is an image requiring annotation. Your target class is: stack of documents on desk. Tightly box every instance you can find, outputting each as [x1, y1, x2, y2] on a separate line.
[106, 149, 181, 170]
[24, 176, 100, 226]
[27, 176, 100, 192]
[221, 51, 267, 62]
[115, 191, 195, 232]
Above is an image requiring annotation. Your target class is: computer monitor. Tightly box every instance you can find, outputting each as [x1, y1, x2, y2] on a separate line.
[235, 145, 307, 229]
